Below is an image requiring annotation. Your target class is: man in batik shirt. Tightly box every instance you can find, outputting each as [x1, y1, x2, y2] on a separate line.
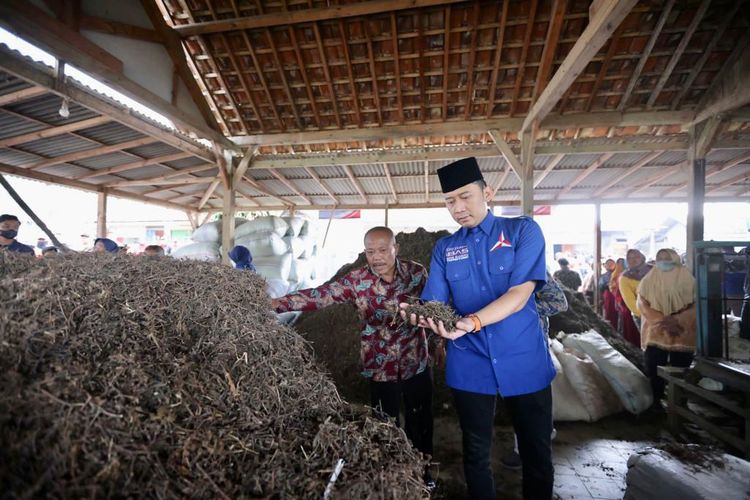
[272, 226, 433, 458]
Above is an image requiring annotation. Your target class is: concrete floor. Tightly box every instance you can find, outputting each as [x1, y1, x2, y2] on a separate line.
[432, 411, 668, 500]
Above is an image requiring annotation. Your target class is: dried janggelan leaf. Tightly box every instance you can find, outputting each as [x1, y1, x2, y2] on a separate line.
[402, 300, 461, 332]
[0, 252, 427, 499]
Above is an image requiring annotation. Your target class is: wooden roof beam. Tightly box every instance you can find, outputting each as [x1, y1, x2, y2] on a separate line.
[269, 169, 313, 205]
[0, 45, 214, 162]
[342, 165, 368, 204]
[265, 29, 303, 130]
[534, 153, 564, 188]
[692, 31, 750, 125]
[671, 2, 740, 110]
[485, 1, 508, 118]
[172, 0, 470, 36]
[80, 16, 164, 44]
[557, 153, 614, 198]
[509, 0, 538, 117]
[313, 23, 342, 129]
[364, 22, 383, 126]
[105, 164, 215, 186]
[0, 86, 47, 106]
[463, 2, 481, 120]
[391, 12, 405, 124]
[663, 152, 750, 196]
[0, 0, 235, 153]
[290, 25, 323, 128]
[622, 162, 686, 197]
[75, 152, 193, 180]
[646, 0, 710, 108]
[521, 0, 638, 133]
[383, 164, 398, 204]
[0, 115, 109, 148]
[218, 33, 267, 132]
[618, 0, 674, 110]
[198, 195, 749, 213]
[0, 161, 193, 212]
[488, 129, 522, 181]
[337, 21, 361, 128]
[531, 0, 566, 105]
[442, 5, 453, 120]
[242, 175, 294, 207]
[304, 166, 339, 205]
[26, 136, 157, 171]
[198, 178, 221, 209]
[592, 151, 662, 197]
[233, 110, 692, 146]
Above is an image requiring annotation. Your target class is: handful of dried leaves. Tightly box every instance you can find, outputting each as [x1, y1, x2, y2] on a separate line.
[401, 300, 461, 332]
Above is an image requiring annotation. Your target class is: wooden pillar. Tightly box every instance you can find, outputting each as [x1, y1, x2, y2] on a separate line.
[594, 202, 602, 314]
[220, 155, 236, 266]
[384, 200, 389, 227]
[520, 126, 536, 217]
[96, 191, 107, 238]
[685, 121, 717, 272]
[186, 211, 197, 231]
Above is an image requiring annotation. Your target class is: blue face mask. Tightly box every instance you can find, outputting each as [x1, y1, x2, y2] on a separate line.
[655, 261, 676, 272]
[0, 229, 18, 240]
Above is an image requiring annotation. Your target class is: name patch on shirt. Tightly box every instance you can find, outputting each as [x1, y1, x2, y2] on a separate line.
[446, 245, 469, 262]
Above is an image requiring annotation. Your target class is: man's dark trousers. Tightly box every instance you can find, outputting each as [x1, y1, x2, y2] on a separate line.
[453, 385, 554, 500]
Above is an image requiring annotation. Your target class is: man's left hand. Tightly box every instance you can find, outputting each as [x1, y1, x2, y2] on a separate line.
[426, 316, 473, 340]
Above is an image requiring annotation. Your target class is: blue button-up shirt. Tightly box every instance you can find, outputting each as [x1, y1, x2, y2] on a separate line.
[421, 211, 555, 396]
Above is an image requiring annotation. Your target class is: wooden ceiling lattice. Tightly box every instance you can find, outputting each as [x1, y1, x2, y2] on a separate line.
[162, 0, 749, 141]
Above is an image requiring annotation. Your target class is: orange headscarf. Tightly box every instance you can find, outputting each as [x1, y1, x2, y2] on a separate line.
[609, 259, 625, 292]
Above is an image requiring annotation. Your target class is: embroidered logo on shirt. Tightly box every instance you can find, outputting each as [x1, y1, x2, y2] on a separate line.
[490, 232, 512, 252]
[446, 245, 469, 262]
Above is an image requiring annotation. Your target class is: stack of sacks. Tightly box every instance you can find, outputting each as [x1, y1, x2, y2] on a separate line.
[550, 330, 653, 423]
[173, 218, 248, 262]
[283, 216, 317, 293]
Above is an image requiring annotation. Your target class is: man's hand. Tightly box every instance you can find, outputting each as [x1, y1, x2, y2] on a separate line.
[657, 315, 683, 337]
[270, 298, 280, 310]
[425, 316, 474, 341]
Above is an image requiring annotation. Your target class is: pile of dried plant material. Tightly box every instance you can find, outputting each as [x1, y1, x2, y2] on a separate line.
[550, 288, 644, 371]
[655, 443, 726, 472]
[0, 252, 427, 499]
[400, 300, 461, 332]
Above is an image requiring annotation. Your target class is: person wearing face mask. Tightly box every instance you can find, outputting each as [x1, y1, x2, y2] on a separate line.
[271, 226, 435, 486]
[0, 214, 34, 255]
[637, 248, 696, 403]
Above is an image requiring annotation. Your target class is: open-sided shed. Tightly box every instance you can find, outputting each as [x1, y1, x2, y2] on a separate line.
[0, 0, 748, 254]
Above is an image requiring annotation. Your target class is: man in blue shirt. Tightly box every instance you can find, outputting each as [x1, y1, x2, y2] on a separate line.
[401, 157, 555, 499]
[0, 214, 35, 255]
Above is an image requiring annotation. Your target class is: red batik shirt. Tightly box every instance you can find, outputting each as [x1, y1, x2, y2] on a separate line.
[275, 259, 428, 382]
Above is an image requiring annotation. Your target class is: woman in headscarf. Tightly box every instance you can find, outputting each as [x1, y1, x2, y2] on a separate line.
[599, 259, 617, 329]
[637, 248, 696, 402]
[228, 245, 256, 271]
[619, 249, 652, 333]
[611, 257, 640, 346]
[93, 237, 119, 253]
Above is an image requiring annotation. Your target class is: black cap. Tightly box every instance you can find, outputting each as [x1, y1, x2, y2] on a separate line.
[437, 157, 484, 193]
[0, 214, 20, 223]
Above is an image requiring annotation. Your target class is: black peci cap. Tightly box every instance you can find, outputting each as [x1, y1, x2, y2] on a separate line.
[436, 157, 484, 193]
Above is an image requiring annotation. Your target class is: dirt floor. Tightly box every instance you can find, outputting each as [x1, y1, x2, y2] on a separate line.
[431, 410, 669, 500]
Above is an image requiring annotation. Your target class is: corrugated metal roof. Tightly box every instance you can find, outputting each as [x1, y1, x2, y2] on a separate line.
[0, 113, 44, 139]
[557, 154, 602, 169]
[7, 94, 96, 125]
[76, 122, 146, 145]
[15, 134, 95, 158]
[75, 152, 137, 169]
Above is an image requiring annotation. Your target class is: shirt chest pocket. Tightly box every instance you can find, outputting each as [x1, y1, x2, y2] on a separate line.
[489, 250, 514, 290]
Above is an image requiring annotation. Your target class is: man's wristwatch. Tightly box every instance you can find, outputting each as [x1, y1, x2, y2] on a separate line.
[467, 314, 482, 332]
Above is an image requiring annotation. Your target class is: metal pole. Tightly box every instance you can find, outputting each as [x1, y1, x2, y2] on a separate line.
[594, 202, 602, 314]
[322, 206, 335, 248]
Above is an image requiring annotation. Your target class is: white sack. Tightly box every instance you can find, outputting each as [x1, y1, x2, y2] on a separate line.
[172, 241, 220, 262]
[265, 278, 289, 299]
[191, 218, 247, 242]
[556, 345, 623, 422]
[549, 340, 590, 422]
[235, 231, 289, 257]
[235, 216, 289, 239]
[290, 257, 314, 283]
[253, 253, 293, 281]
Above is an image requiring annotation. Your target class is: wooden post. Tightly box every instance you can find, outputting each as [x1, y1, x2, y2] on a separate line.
[220, 153, 236, 266]
[186, 211, 197, 231]
[685, 121, 717, 272]
[594, 202, 602, 314]
[520, 126, 536, 217]
[384, 200, 389, 227]
[97, 191, 107, 238]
